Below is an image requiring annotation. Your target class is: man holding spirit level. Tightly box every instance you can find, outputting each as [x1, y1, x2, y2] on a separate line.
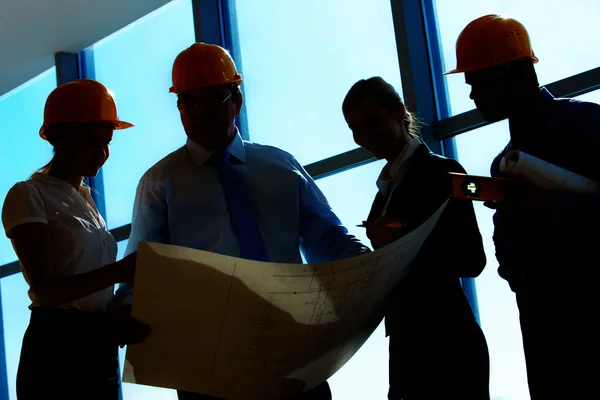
[446, 14, 600, 399]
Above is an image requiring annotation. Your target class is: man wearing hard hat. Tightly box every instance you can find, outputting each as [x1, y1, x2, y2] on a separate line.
[125, 42, 369, 399]
[445, 14, 600, 399]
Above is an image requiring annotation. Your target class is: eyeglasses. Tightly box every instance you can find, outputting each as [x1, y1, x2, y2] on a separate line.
[177, 91, 233, 113]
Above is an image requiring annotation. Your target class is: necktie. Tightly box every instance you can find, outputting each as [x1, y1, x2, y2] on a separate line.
[212, 150, 269, 262]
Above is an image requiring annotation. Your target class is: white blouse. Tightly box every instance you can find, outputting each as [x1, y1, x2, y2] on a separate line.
[1, 173, 117, 312]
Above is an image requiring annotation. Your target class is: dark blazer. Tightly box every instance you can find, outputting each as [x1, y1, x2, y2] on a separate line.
[367, 144, 486, 334]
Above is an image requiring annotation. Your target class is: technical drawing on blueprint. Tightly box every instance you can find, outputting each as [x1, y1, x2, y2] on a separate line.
[123, 201, 448, 399]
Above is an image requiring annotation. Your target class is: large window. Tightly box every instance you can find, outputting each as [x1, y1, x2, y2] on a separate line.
[0, 69, 56, 266]
[435, 0, 600, 115]
[3, 1, 600, 398]
[454, 123, 529, 400]
[233, 0, 403, 164]
[315, 160, 389, 399]
[92, 0, 195, 229]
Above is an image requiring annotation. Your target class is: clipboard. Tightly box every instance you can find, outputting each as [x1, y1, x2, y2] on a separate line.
[448, 172, 512, 201]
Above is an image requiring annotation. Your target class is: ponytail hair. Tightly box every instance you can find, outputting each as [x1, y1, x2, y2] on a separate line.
[37, 154, 55, 175]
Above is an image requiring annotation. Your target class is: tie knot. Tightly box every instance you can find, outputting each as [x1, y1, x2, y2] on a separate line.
[211, 150, 231, 166]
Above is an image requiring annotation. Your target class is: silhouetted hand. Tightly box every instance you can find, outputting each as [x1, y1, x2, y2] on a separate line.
[364, 216, 405, 249]
[109, 305, 151, 348]
[483, 200, 500, 210]
[485, 179, 554, 216]
[117, 252, 137, 285]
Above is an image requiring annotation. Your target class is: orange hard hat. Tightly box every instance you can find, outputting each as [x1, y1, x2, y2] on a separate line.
[40, 79, 133, 140]
[169, 42, 242, 94]
[444, 14, 539, 75]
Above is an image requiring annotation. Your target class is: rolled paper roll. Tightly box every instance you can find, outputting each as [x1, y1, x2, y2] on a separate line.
[500, 150, 598, 193]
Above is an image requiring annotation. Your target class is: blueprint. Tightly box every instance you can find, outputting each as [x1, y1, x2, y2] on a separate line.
[123, 201, 447, 399]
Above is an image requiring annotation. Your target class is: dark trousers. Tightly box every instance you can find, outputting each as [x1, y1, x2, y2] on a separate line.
[387, 280, 490, 400]
[16, 307, 119, 400]
[515, 276, 598, 400]
[177, 381, 332, 400]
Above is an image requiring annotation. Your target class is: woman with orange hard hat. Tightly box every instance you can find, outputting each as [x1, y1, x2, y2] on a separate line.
[1, 79, 150, 399]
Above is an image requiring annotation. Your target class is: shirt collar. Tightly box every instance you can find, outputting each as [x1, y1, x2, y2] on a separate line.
[508, 87, 555, 146]
[32, 172, 63, 185]
[540, 87, 554, 101]
[185, 128, 247, 167]
[379, 137, 422, 181]
[31, 173, 91, 197]
[514, 87, 554, 116]
[375, 137, 423, 198]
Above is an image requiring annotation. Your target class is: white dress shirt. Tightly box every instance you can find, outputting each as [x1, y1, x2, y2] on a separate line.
[126, 132, 368, 263]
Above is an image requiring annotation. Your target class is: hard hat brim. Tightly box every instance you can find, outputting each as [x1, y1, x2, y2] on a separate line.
[169, 78, 243, 94]
[39, 119, 134, 140]
[443, 68, 462, 75]
[443, 56, 539, 76]
[113, 120, 134, 130]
